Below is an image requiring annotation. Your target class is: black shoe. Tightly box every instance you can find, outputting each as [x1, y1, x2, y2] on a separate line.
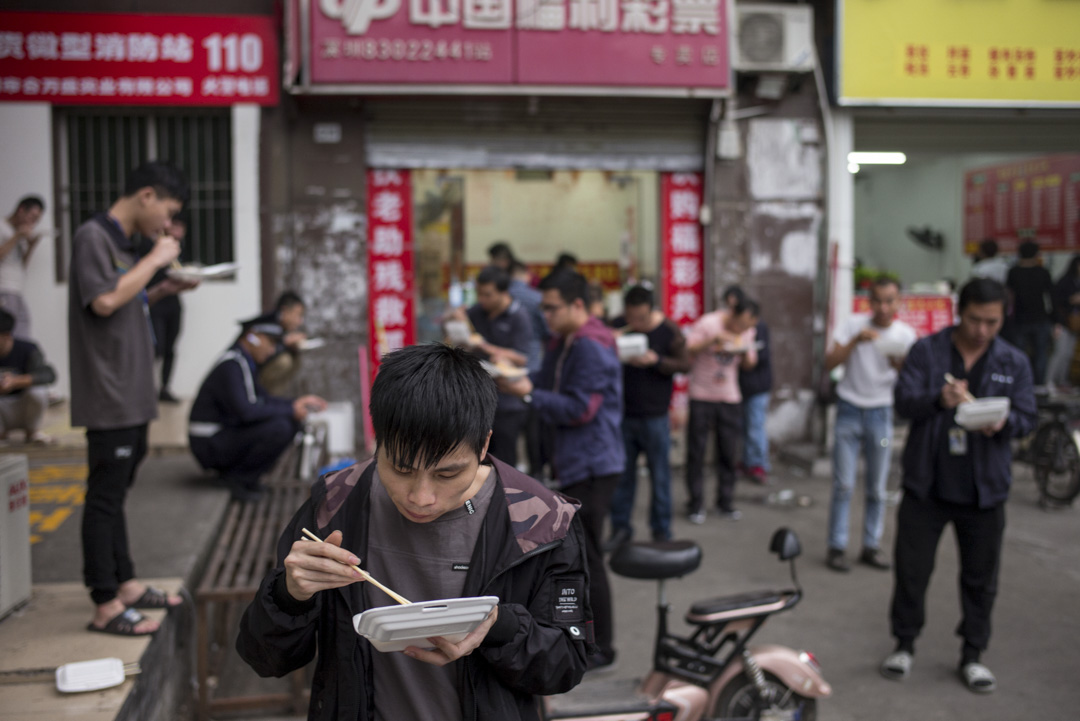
[602, 527, 632, 553]
[860, 547, 892, 570]
[826, 548, 851, 572]
[586, 650, 617, 673]
[158, 389, 180, 403]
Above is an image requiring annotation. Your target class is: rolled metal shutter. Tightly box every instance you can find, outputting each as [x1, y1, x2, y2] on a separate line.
[364, 96, 710, 171]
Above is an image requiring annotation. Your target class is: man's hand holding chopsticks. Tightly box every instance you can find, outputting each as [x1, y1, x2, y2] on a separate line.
[284, 530, 366, 602]
[403, 607, 499, 667]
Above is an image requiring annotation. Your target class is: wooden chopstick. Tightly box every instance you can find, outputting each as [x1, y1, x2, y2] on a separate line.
[944, 373, 977, 403]
[300, 528, 411, 605]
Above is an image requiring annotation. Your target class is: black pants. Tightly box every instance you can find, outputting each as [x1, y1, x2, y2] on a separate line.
[488, 408, 528, 469]
[890, 493, 1006, 651]
[685, 399, 742, 513]
[151, 298, 182, 391]
[190, 416, 298, 489]
[562, 473, 619, 658]
[525, 406, 544, 478]
[83, 425, 148, 605]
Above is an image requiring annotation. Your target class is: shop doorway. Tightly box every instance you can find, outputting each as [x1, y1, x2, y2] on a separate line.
[410, 169, 660, 342]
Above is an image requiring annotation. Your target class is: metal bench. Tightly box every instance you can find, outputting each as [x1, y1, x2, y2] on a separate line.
[194, 429, 328, 720]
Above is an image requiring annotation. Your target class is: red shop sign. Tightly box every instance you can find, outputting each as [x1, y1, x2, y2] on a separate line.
[0, 12, 279, 106]
[964, 154, 1080, 254]
[660, 171, 705, 414]
[309, 0, 730, 90]
[852, 294, 954, 339]
[368, 169, 417, 371]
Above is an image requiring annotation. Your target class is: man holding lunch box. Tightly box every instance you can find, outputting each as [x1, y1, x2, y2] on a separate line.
[237, 343, 592, 720]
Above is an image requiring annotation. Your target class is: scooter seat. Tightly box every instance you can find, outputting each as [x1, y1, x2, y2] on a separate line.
[608, 540, 702, 580]
[686, 590, 785, 624]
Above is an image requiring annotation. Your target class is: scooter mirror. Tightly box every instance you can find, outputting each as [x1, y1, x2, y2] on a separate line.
[769, 528, 802, 561]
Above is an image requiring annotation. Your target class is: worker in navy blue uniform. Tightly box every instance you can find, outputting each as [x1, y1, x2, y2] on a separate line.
[189, 313, 327, 500]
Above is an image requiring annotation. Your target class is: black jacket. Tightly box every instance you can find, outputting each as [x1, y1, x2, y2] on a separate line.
[236, 457, 591, 720]
[894, 327, 1037, 508]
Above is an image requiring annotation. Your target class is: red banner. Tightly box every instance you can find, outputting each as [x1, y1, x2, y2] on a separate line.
[0, 12, 279, 106]
[853, 294, 954, 338]
[368, 169, 417, 371]
[660, 171, 705, 416]
[964, 154, 1080, 254]
[309, 0, 730, 90]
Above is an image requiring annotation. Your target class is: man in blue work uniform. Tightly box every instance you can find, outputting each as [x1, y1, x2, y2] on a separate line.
[881, 278, 1037, 694]
[188, 313, 326, 500]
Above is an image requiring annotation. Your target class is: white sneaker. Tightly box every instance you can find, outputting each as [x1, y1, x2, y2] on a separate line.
[880, 650, 913, 681]
[688, 510, 706, 525]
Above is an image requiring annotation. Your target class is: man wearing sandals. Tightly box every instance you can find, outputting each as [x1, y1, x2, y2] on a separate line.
[237, 344, 591, 720]
[69, 161, 198, 635]
[883, 278, 1037, 693]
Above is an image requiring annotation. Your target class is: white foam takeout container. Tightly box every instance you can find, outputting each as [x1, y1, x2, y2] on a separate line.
[617, 333, 649, 361]
[955, 397, 1010, 431]
[353, 596, 500, 653]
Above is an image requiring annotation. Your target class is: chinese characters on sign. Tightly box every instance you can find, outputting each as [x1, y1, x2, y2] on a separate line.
[0, 12, 278, 106]
[310, 0, 729, 88]
[368, 169, 416, 369]
[853, 294, 954, 339]
[963, 155, 1080, 254]
[661, 171, 705, 414]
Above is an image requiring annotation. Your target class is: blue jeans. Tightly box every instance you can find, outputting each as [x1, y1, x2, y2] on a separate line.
[742, 392, 771, 471]
[610, 415, 673, 541]
[829, 399, 892, 552]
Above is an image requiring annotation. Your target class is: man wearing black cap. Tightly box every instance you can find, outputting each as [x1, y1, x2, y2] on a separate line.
[188, 312, 327, 500]
[0, 308, 55, 442]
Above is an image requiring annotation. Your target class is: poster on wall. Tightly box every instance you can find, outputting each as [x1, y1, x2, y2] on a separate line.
[963, 154, 1080, 254]
[853, 294, 954, 338]
[838, 0, 1080, 107]
[367, 169, 416, 370]
[660, 171, 705, 418]
[307, 0, 730, 91]
[0, 12, 279, 106]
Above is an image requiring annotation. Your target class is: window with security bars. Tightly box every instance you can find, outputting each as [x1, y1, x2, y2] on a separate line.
[54, 108, 233, 278]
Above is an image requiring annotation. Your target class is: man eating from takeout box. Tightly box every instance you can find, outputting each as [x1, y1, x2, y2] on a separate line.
[237, 343, 592, 720]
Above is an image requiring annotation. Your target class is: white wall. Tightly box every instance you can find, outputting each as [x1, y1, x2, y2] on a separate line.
[1, 103, 262, 400]
[851, 151, 1068, 287]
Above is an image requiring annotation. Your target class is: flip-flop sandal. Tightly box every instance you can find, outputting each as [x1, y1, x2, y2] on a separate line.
[128, 586, 181, 610]
[880, 650, 913, 680]
[87, 608, 156, 636]
[960, 662, 997, 693]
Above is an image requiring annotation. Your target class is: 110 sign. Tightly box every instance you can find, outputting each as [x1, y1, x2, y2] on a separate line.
[202, 33, 264, 72]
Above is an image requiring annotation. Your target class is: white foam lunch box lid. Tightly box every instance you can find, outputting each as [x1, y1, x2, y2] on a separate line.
[353, 596, 500, 653]
[56, 657, 126, 693]
[956, 397, 1010, 428]
[617, 334, 648, 358]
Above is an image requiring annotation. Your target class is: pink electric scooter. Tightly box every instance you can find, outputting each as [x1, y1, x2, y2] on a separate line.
[544, 528, 831, 721]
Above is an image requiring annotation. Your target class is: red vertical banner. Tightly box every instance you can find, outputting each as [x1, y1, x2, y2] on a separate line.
[367, 169, 415, 371]
[660, 172, 706, 421]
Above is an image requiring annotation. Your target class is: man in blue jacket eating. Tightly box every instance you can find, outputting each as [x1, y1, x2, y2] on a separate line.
[881, 278, 1036, 694]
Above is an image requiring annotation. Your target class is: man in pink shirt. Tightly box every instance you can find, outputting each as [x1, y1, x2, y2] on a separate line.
[684, 297, 760, 523]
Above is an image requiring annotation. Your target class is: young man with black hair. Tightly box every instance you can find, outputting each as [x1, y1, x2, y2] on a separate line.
[237, 343, 591, 720]
[68, 160, 199, 636]
[882, 278, 1037, 694]
[498, 269, 623, 670]
[0, 195, 46, 339]
[464, 265, 534, 467]
[259, 291, 308, 396]
[189, 313, 327, 501]
[607, 284, 689, 547]
[684, 295, 759, 523]
[824, 276, 917, 572]
[0, 307, 55, 443]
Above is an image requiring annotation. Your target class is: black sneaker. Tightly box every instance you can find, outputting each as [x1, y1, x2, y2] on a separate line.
[602, 527, 632, 553]
[860, 547, 892, 570]
[826, 548, 851, 572]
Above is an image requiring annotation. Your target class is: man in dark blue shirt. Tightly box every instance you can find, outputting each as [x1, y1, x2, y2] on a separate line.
[188, 313, 326, 500]
[463, 266, 534, 469]
[0, 308, 55, 442]
[884, 278, 1036, 694]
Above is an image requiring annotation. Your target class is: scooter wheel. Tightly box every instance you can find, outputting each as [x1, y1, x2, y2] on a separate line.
[711, 671, 817, 721]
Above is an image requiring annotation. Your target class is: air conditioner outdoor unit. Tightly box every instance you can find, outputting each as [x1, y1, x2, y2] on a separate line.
[733, 3, 815, 73]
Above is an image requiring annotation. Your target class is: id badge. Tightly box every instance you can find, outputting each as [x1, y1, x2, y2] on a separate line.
[949, 426, 968, 456]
